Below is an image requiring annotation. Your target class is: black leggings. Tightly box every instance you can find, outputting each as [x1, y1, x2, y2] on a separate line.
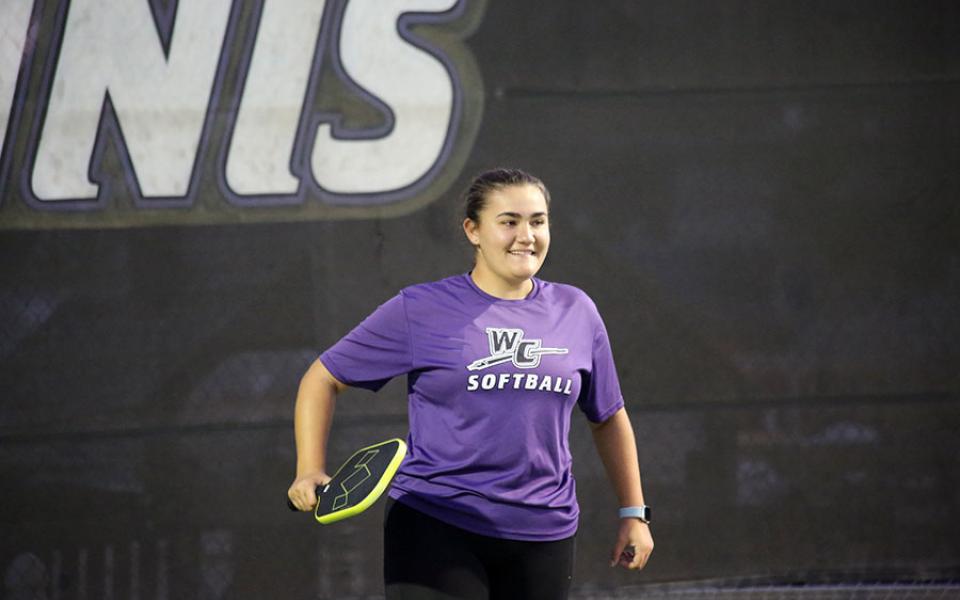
[383, 498, 575, 600]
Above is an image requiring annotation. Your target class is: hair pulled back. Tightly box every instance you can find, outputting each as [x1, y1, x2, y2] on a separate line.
[463, 168, 551, 223]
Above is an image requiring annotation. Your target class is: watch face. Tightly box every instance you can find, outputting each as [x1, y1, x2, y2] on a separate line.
[643, 506, 651, 522]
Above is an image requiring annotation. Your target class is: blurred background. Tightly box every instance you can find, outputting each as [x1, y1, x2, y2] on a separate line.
[2, 1, 958, 598]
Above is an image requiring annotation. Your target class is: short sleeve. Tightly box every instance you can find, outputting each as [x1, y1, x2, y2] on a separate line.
[319, 293, 413, 391]
[577, 313, 625, 423]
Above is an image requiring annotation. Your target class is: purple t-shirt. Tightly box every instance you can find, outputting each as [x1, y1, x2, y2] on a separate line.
[320, 273, 624, 541]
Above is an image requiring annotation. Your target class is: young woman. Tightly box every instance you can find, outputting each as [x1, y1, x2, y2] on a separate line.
[288, 168, 653, 599]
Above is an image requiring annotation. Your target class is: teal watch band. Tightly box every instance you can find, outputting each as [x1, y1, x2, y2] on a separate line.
[619, 505, 651, 523]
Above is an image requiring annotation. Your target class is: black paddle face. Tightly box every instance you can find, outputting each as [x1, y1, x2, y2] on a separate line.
[316, 439, 404, 519]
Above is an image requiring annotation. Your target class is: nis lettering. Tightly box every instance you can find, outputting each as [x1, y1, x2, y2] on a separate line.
[6, 0, 466, 206]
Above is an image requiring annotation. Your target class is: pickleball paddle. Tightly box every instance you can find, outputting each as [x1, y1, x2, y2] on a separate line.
[288, 438, 406, 524]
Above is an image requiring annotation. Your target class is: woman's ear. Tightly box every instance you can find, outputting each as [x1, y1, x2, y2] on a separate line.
[462, 218, 480, 246]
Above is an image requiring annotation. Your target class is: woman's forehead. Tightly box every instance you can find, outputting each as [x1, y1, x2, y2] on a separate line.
[483, 184, 548, 214]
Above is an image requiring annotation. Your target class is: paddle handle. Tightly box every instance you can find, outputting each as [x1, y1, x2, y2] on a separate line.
[287, 485, 324, 512]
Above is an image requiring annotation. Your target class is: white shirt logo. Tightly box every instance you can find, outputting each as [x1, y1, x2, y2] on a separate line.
[467, 328, 568, 371]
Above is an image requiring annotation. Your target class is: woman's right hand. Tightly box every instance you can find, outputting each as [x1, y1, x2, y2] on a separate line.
[287, 471, 332, 511]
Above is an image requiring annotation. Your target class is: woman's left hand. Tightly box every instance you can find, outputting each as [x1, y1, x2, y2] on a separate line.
[609, 518, 654, 570]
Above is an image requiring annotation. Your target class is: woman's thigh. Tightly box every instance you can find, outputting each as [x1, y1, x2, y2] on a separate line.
[483, 534, 576, 600]
[383, 499, 488, 600]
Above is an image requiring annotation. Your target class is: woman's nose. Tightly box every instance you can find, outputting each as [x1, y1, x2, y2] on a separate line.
[517, 222, 535, 242]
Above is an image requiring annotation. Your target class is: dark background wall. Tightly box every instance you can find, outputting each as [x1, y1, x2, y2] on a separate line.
[2, 1, 959, 598]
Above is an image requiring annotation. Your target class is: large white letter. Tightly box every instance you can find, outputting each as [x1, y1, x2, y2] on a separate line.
[225, 0, 327, 196]
[312, 0, 457, 194]
[31, 0, 232, 201]
[0, 0, 33, 164]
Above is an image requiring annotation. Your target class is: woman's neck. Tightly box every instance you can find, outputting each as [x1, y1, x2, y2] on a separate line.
[470, 268, 533, 300]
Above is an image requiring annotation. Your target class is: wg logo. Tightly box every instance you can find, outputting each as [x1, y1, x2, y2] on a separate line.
[467, 328, 569, 371]
[0, 0, 487, 229]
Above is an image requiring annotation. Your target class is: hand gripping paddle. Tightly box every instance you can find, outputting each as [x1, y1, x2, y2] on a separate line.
[288, 438, 406, 524]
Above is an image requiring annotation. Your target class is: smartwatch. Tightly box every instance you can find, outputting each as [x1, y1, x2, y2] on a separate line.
[618, 505, 651, 524]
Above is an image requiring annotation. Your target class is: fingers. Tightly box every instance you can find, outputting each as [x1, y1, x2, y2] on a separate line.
[612, 544, 650, 570]
[288, 475, 329, 511]
[627, 545, 650, 570]
[610, 520, 654, 570]
[609, 540, 628, 567]
[612, 544, 635, 568]
[287, 485, 316, 511]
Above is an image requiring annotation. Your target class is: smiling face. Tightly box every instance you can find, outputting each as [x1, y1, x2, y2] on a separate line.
[462, 183, 551, 299]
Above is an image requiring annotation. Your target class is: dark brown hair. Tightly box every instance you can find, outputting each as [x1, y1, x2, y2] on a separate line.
[463, 168, 551, 223]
